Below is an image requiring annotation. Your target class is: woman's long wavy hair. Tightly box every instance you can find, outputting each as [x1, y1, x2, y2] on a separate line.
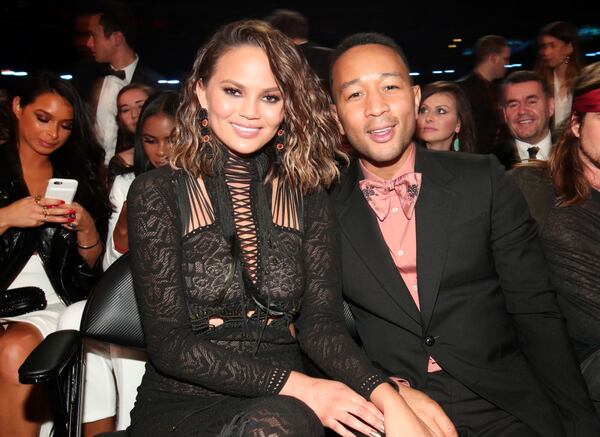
[13, 72, 110, 237]
[170, 19, 344, 194]
[418, 81, 476, 153]
[549, 62, 600, 206]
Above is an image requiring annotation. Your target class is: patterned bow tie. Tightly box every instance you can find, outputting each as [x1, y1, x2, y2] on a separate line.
[99, 65, 126, 80]
[359, 173, 422, 221]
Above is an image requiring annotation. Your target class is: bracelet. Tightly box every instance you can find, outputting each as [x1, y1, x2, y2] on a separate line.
[76, 234, 101, 250]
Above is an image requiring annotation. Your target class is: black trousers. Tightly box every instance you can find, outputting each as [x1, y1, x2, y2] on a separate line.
[423, 371, 539, 437]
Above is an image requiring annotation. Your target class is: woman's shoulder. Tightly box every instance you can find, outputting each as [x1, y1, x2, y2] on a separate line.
[129, 165, 181, 197]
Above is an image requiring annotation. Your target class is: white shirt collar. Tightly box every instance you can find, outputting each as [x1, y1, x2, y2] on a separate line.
[110, 55, 139, 82]
[515, 130, 552, 161]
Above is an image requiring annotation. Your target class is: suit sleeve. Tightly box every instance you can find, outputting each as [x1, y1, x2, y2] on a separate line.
[487, 155, 600, 435]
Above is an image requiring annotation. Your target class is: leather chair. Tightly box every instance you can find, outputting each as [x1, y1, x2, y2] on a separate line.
[18, 252, 360, 437]
[19, 253, 138, 437]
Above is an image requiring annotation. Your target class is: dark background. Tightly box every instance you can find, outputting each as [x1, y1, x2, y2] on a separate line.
[1, 0, 599, 90]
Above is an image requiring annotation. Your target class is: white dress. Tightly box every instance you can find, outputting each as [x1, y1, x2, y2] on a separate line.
[59, 172, 146, 429]
[2, 254, 67, 437]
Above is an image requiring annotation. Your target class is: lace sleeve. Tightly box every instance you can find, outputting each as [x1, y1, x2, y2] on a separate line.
[127, 169, 290, 397]
[294, 189, 388, 399]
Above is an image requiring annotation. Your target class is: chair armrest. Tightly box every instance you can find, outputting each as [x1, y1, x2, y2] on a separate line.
[18, 330, 81, 384]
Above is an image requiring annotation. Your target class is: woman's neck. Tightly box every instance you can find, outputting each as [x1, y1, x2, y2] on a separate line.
[426, 138, 453, 152]
[17, 141, 52, 171]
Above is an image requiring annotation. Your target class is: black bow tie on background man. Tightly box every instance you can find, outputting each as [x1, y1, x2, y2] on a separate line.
[99, 65, 126, 80]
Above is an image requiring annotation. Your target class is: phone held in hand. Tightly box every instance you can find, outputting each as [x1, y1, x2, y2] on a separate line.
[45, 178, 78, 204]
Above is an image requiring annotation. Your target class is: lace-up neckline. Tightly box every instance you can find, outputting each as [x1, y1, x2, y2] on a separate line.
[224, 153, 260, 284]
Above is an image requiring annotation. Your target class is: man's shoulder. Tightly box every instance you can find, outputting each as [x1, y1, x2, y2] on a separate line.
[132, 60, 163, 86]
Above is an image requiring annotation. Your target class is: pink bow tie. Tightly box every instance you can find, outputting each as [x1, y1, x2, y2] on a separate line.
[359, 173, 422, 221]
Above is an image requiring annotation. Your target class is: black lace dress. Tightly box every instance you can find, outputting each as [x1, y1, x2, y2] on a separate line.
[126, 151, 387, 436]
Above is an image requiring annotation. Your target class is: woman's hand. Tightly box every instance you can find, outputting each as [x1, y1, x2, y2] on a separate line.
[0, 196, 66, 234]
[280, 371, 385, 437]
[58, 201, 102, 267]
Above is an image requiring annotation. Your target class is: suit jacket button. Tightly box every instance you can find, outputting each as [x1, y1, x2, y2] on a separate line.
[424, 336, 435, 346]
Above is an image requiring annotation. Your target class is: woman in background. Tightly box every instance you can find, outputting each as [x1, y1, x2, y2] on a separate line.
[0, 72, 109, 437]
[416, 81, 476, 153]
[58, 91, 179, 436]
[535, 21, 582, 130]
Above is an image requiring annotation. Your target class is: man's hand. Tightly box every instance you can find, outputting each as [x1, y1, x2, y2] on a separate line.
[390, 377, 458, 437]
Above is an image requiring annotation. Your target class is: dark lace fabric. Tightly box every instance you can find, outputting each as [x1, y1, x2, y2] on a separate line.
[126, 152, 387, 436]
[541, 190, 600, 363]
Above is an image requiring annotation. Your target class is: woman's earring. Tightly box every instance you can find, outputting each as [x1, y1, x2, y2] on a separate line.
[274, 123, 285, 164]
[563, 55, 571, 65]
[198, 108, 210, 143]
[452, 136, 460, 152]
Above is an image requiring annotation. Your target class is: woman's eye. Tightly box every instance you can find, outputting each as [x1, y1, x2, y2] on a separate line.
[437, 108, 447, 115]
[142, 136, 156, 144]
[36, 115, 49, 123]
[418, 107, 428, 114]
[224, 87, 241, 96]
[61, 123, 73, 130]
[119, 107, 130, 114]
[263, 95, 281, 103]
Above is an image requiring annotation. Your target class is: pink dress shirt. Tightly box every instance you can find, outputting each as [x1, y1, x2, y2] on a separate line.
[359, 144, 441, 373]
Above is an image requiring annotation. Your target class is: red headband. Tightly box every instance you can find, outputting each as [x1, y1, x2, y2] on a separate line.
[573, 88, 600, 113]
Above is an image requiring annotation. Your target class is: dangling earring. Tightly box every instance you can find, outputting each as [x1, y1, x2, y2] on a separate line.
[274, 123, 285, 165]
[452, 135, 460, 152]
[198, 107, 210, 143]
[562, 55, 571, 65]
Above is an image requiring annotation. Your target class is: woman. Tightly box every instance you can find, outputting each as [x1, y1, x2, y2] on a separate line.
[535, 21, 582, 130]
[0, 72, 110, 437]
[107, 83, 154, 187]
[543, 61, 600, 417]
[58, 91, 179, 436]
[126, 20, 447, 437]
[416, 81, 476, 153]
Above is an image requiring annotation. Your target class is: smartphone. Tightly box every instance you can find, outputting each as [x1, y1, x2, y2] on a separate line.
[44, 178, 78, 203]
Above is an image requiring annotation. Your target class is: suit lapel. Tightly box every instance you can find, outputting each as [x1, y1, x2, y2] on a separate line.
[335, 161, 422, 328]
[414, 148, 457, 330]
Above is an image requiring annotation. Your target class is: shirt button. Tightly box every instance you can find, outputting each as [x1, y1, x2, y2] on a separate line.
[412, 284, 418, 291]
[424, 336, 436, 346]
[397, 249, 405, 256]
[392, 207, 399, 213]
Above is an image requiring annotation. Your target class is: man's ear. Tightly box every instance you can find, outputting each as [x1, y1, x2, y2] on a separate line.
[547, 96, 555, 119]
[570, 114, 581, 138]
[330, 103, 346, 136]
[111, 30, 125, 47]
[195, 80, 208, 109]
[412, 85, 421, 120]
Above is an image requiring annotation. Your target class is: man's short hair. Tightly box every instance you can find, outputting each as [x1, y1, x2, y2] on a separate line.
[265, 9, 308, 40]
[89, 1, 137, 47]
[474, 35, 508, 65]
[502, 70, 552, 101]
[330, 33, 412, 87]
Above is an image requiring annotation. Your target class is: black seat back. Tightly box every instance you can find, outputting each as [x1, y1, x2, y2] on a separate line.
[81, 253, 145, 348]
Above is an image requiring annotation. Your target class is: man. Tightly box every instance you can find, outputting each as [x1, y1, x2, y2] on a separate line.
[457, 35, 510, 157]
[266, 9, 333, 87]
[81, 2, 161, 165]
[329, 32, 600, 436]
[500, 70, 555, 166]
[500, 70, 556, 230]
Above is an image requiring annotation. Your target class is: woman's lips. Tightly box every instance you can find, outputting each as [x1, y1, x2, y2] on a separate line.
[231, 122, 261, 139]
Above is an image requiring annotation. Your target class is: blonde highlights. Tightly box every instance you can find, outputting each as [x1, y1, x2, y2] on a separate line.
[170, 20, 345, 193]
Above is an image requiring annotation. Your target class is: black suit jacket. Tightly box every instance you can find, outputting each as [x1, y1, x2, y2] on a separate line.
[331, 147, 600, 437]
